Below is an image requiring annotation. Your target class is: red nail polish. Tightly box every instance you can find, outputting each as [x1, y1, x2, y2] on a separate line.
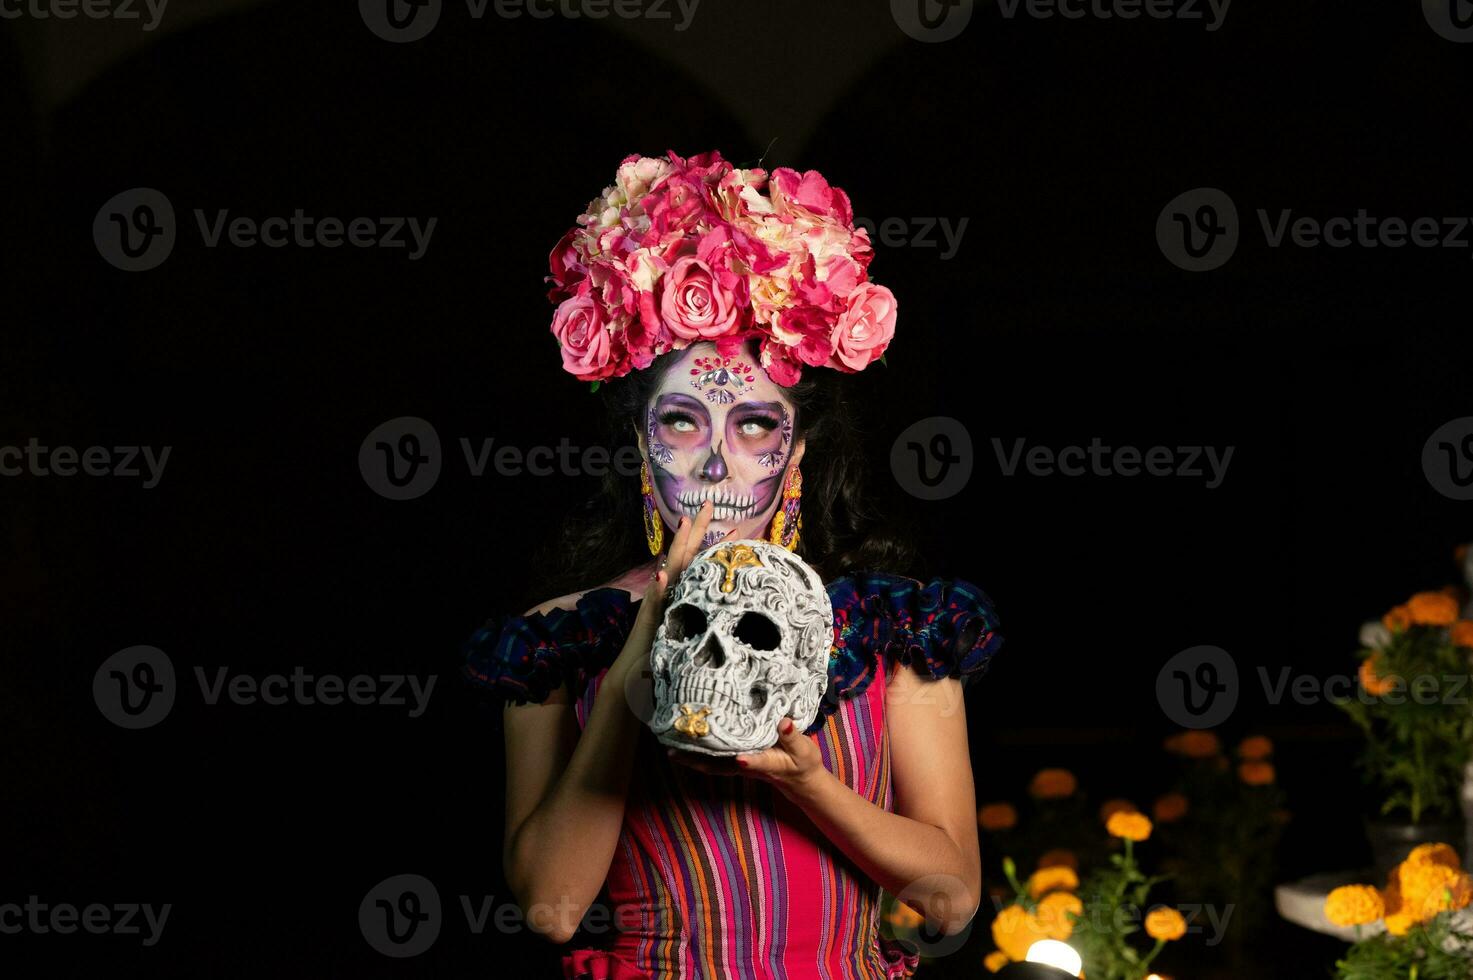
[736, 758, 748, 767]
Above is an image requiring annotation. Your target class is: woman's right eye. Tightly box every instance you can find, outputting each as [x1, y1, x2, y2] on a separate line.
[660, 412, 698, 433]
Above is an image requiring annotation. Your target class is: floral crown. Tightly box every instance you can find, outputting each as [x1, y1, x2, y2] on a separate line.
[546, 149, 897, 387]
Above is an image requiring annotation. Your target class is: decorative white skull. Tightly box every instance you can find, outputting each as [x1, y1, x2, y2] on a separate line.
[649, 539, 833, 756]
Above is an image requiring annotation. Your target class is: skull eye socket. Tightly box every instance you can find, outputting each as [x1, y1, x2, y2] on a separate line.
[665, 603, 707, 642]
[734, 612, 781, 651]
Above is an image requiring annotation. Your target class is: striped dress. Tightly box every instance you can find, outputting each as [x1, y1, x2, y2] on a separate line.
[463, 574, 1003, 980]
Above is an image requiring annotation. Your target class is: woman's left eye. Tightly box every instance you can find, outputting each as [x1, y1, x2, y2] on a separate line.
[736, 417, 778, 437]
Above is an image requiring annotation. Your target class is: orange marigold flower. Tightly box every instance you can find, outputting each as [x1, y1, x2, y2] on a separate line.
[1358, 655, 1398, 697]
[1324, 885, 1384, 926]
[1382, 604, 1412, 632]
[1405, 843, 1462, 871]
[991, 904, 1049, 962]
[1152, 792, 1189, 824]
[1237, 735, 1273, 760]
[1408, 591, 1460, 626]
[1035, 891, 1083, 941]
[1106, 810, 1153, 842]
[1099, 798, 1138, 823]
[984, 950, 1009, 972]
[1027, 866, 1080, 899]
[1029, 769, 1078, 800]
[1398, 864, 1472, 922]
[1144, 906, 1187, 941]
[1037, 849, 1079, 871]
[1451, 620, 1473, 648]
[1164, 730, 1221, 759]
[1238, 761, 1276, 786]
[978, 802, 1019, 831]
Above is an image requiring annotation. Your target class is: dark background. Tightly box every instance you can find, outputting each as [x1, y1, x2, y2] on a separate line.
[4, 1, 1471, 976]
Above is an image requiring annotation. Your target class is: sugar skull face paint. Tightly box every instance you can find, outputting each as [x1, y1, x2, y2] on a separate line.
[641, 343, 802, 549]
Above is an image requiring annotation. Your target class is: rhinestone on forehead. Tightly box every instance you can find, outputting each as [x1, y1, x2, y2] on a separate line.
[689, 355, 757, 405]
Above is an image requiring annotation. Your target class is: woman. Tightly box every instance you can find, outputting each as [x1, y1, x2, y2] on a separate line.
[463, 150, 1003, 979]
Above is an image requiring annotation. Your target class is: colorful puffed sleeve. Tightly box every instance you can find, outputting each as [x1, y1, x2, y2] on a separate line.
[811, 573, 1003, 732]
[460, 588, 637, 705]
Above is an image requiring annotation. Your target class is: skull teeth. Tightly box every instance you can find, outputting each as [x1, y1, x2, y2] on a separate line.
[678, 488, 755, 520]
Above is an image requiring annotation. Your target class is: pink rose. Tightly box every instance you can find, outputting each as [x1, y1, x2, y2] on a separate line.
[546, 229, 586, 303]
[827, 283, 896, 372]
[659, 255, 742, 340]
[551, 287, 615, 380]
[770, 167, 854, 225]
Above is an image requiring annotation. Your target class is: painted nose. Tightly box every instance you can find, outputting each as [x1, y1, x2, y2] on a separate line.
[700, 444, 728, 482]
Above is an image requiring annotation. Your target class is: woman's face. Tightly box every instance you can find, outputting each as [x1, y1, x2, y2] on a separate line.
[639, 343, 804, 550]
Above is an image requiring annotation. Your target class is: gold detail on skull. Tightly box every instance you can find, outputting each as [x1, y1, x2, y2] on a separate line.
[674, 703, 711, 738]
[712, 543, 763, 593]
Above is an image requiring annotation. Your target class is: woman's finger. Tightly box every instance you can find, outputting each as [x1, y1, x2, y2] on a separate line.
[670, 501, 713, 581]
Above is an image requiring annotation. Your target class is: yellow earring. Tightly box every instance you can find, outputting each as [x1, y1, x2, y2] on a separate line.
[767, 466, 802, 552]
[641, 460, 663, 556]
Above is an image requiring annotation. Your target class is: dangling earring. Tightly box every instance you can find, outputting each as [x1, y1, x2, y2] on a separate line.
[768, 466, 802, 552]
[641, 460, 664, 556]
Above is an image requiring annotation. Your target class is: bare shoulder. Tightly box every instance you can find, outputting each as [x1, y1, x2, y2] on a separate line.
[521, 559, 658, 617]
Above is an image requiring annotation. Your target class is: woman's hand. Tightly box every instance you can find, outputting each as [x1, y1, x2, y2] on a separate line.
[611, 502, 719, 669]
[667, 717, 831, 801]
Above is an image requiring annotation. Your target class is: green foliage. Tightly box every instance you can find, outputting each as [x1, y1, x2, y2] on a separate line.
[1069, 839, 1172, 980]
[1334, 915, 1473, 980]
[1335, 623, 1473, 823]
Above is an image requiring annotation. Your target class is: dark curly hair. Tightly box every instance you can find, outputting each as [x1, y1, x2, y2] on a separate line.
[531, 343, 918, 599]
